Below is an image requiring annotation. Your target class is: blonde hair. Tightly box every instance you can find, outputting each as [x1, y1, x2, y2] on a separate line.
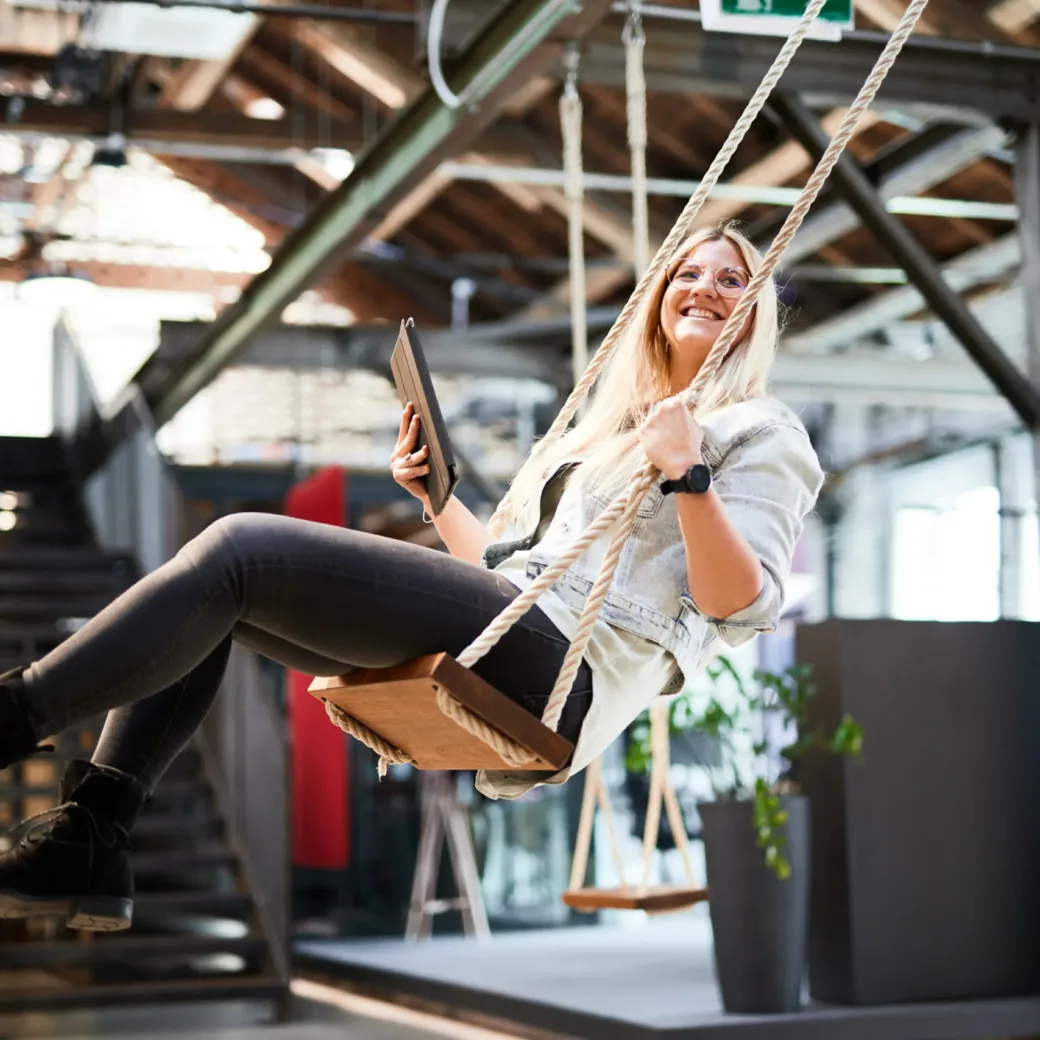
[493, 224, 780, 536]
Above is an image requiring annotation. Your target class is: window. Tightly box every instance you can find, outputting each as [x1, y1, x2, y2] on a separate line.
[890, 486, 1000, 622]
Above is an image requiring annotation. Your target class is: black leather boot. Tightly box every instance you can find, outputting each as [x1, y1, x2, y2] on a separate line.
[0, 759, 147, 931]
[0, 667, 50, 770]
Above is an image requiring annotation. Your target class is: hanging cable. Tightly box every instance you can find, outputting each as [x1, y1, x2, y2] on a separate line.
[624, 1, 650, 280]
[427, 0, 463, 110]
[560, 43, 588, 393]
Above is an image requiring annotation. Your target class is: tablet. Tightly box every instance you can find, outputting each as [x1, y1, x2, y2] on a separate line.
[390, 318, 460, 517]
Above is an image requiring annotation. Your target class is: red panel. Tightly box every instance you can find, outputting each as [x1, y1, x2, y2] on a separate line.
[284, 466, 350, 870]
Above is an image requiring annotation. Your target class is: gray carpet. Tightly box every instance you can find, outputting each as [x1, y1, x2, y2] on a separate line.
[296, 913, 1040, 1039]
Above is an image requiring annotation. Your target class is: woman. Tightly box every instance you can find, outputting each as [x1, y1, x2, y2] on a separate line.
[0, 224, 822, 932]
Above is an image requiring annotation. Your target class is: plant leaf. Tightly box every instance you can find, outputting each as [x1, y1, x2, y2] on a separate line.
[831, 714, 864, 757]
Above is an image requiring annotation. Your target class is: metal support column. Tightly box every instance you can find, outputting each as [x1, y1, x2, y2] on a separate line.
[772, 92, 1040, 431]
[1016, 122, 1040, 569]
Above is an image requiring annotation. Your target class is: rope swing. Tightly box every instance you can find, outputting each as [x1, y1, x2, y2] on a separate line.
[564, 700, 703, 913]
[561, 10, 702, 913]
[325, 0, 933, 776]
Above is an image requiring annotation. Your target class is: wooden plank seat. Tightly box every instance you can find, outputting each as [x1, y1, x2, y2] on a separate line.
[562, 885, 709, 914]
[309, 652, 574, 771]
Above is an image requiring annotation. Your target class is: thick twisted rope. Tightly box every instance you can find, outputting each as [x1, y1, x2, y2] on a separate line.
[517, 0, 933, 741]
[434, 0, 930, 755]
[458, 483, 636, 674]
[337, 0, 931, 772]
[543, 461, 653, 728]
[641, 698, 697, 888]
[486, 0, 830, 539]
[625, 4, 649, 281]
[434, 688, 530, 767]
[326, 687, 529, 774]
[336, 486, 648, 776]
[566, 700, 695, 907]
[566, 758, 628, 899]
[326, 700, 414, 778]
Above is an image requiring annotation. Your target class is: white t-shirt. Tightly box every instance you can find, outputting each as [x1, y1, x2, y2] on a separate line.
[475, 548, 678, 800]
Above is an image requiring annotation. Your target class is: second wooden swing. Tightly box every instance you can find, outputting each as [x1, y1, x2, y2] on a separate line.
[564, 698, 708, 914]
[312, 0, 929, 846]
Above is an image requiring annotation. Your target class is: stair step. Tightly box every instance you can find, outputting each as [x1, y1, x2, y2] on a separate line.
[0, 973, 287, 1013]
[0, 777, 211, 809]
[0, 437, 68, 479]
[0, 548, 136, 574]
[0, 593, 123, 620]
[0, 572, 133, 594]
[162, 754, 204, 781]
[148, 778, 212, 803]
[131, 847, 237, 875]
[0, 934, 267, 968]
[133, 813, 224, 840]
[134, 891, 254, 917]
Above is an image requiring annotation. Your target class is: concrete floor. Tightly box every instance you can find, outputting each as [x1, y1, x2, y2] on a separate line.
[295, 914, 1040, 1040]
[0, 990, 503, 1040]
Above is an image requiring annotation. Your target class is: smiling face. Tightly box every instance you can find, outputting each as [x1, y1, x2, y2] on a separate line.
[659, 236, 753, 387]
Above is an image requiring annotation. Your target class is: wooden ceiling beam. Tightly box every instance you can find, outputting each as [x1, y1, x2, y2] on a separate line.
[288, 19, 422, 109]
[988, 0, 1040, 33]
[0, 7, 75, 55]
[154, 156, 286, 244]
[236, 47, 359, 125]
[0, 259, 250, 293]
[0, 254, 430, 322]
[288, 18, 564, 240]
[855, 0, 1022, 41]
[158, 158, 433, 321]
[696, 108, 881, 227]
[0, 100, 360, 153]
[145, 9, 262, 114]
[218, 72, 275, 115]
[517, 104, 882, 316]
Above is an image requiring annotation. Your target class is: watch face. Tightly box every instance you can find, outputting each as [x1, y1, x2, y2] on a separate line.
[689, 464, 711, 493]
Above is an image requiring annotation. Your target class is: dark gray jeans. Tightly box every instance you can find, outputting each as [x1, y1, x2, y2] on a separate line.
[20, 513, 592, 793]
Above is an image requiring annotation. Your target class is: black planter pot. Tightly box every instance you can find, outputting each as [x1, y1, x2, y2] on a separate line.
[699, 795, 810, 1014]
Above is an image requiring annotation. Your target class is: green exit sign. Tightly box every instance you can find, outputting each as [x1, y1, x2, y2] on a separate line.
[702, 0, 854, 41]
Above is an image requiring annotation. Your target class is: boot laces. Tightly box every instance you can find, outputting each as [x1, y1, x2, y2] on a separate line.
[1, 802, 126, 854]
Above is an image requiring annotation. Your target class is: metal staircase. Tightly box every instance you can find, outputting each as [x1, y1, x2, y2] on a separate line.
[0, 433, 289, 1016]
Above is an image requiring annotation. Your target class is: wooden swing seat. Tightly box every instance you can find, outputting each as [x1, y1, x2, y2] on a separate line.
[563, 885, 708, 914]
[309, 652, 574, 771]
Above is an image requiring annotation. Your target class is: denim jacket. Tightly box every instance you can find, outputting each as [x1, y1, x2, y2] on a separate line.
[481, 396, 825, 688]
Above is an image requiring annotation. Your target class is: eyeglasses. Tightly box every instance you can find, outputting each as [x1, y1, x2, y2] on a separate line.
[667, 260, 750, 299]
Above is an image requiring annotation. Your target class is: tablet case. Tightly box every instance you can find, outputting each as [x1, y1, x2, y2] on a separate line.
[390, 319, 460, 516]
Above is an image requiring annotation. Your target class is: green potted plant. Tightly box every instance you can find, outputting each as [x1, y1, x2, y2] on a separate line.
[626, 654, 862, 1014]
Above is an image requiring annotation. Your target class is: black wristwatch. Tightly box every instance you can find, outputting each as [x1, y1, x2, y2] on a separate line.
[660, 463, 712, 495]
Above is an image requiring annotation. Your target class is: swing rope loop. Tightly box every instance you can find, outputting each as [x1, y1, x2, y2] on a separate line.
[330, 0, 933, 775]
[325, 700, 414, 778]
[434, 688, 530, 768]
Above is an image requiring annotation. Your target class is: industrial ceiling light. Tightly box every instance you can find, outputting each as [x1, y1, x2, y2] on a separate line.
[92, 141, 129, 168]
[244, 96, 285, 120]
